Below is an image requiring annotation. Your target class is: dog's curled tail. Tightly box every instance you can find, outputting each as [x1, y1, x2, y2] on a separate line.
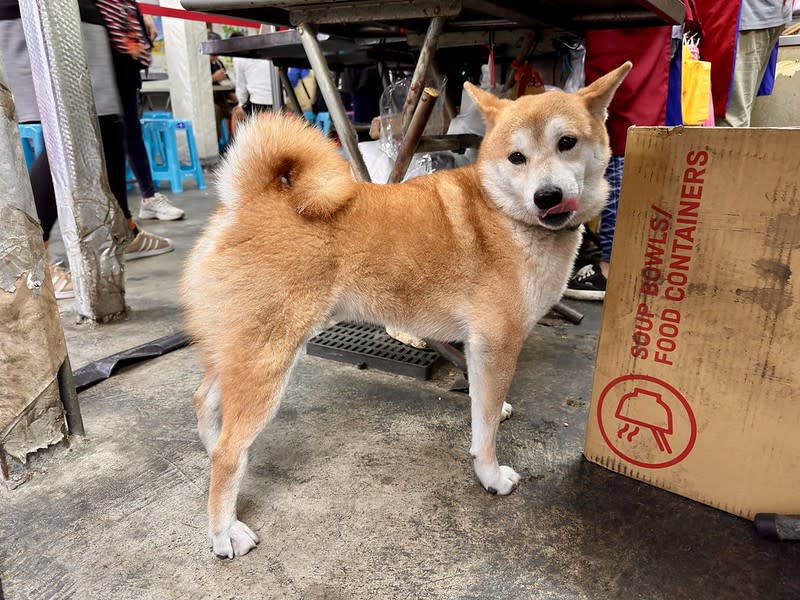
[217, 112, 356, 218]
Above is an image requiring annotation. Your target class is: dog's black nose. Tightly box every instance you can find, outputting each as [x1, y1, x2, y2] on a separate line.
[533, 187, 564, 210]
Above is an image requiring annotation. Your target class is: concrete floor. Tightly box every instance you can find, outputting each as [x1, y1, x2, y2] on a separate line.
[2, 185, 799, 599]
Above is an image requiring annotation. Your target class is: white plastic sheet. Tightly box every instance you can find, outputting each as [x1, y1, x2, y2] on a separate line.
[20, 0, 129, 321]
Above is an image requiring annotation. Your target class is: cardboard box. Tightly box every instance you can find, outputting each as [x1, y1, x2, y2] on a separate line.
[584, 127, 800, 519]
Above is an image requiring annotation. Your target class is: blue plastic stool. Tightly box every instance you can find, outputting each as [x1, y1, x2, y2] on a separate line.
[142, 111, 173, 119]
[131, 112, 170, 188]
[219, 118, 230, 153]
[314, 112, 331, 136]
[19, 123, 45, 170]
[140, 118, 206, 193]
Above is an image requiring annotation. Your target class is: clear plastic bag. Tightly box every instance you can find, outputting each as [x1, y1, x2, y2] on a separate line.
[378, 77, 449, 180]
[562, 41, 586, 93]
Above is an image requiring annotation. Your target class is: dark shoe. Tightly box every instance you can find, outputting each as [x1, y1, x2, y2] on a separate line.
[564, 264, 606, 301]
[575, 227, 603, 270]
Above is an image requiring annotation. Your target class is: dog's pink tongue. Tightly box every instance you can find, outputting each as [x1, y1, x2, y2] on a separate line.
[542, 197, 579, 217]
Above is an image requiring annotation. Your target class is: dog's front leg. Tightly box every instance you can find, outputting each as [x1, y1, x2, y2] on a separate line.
[466, 331, 525, 495]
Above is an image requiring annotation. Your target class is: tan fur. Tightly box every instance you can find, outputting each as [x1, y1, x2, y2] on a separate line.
[181, 63, 632, 558]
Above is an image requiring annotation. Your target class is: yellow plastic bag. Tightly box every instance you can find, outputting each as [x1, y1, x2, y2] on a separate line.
[681, 45, 711, 125]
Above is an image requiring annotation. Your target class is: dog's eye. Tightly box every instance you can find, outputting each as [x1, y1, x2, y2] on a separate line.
[558, 136, 578, 152]
[508, 152, 526, 165]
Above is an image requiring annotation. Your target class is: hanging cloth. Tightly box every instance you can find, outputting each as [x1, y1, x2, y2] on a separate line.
[585, 26, 671, 155]
[695, 0, 742, 118]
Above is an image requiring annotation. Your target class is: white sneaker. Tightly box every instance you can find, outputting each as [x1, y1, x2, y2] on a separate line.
[125, 229, 174, 260]
[138, 192, 185, 221]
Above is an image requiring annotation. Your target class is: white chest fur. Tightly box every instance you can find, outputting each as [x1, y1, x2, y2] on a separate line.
[509, 222, 583, 328]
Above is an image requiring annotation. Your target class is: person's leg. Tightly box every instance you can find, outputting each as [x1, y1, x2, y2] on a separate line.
[33, 115, 130, 229]
[119, 83, 156, 199]
[118, 83, 184, 220]
[29, 147, 58, 244]
[250, 102, 271, 115]
[27, 125, 87, 298]
[598, 154, 624, 277]
[230, 104, 247, 137]
[214, 100, 224, 140]
[98, 114, 175, 258]
[98, 114, 133, 226]
[34, 115, 133, 233]
[719, 25, 783, 127]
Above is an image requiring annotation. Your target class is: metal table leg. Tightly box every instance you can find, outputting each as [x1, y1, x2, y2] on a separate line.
[428, 341, 467, 373]
[400, 16, 446, 133]
[377, 61, 391, 91]
[57, 356, 84, 436]
[296, 23, 371, 182]
[278, 67, 303, 114]
[552, 301, 584, 324]
[389, 87, 439, 183]
[270, 64, 284, 111]
[260, 24, 284, 111]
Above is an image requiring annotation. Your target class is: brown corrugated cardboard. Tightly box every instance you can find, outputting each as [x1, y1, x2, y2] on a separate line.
[584, 127, 800, 519]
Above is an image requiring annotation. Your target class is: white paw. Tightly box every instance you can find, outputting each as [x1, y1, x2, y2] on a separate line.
[211, 520, 260, 559]
[477, 464, 521, 495]
[500, 402, 513, 422]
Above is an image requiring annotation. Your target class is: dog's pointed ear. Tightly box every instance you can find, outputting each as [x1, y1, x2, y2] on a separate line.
[464, 82, 511, 129]
[578, 61, 633, 121]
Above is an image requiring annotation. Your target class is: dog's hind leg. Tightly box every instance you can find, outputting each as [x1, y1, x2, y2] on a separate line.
[466, 326, 526, 495]
[193, 371, 221, 455]
[206, 332, 306, 559]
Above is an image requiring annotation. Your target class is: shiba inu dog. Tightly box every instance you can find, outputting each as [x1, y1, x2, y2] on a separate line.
[181, 62, 631, 558]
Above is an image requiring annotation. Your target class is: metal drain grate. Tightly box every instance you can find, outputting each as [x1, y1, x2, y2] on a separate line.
[306, 322, 443, 380]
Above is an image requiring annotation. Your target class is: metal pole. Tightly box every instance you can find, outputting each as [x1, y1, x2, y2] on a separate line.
[20, 0, 128, 322]
[377, 61, 391, 90]
[57, 356, 84, 436]
[278, 67, 303, 114]
[270, 64, 284, 111]
[389, 87, 439, 183]
[265, 25, 284, 111]
[552, 301, 584, 324]
[296, 23, 371, 182]
[427, 341, 467, 373]
[400, 16, 445, 133]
